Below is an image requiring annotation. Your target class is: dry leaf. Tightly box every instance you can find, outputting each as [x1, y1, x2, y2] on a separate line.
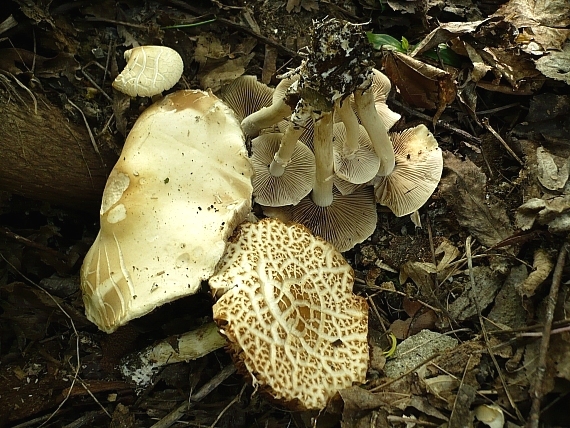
[536, 146, 570, 190]
[448, 266, 502, 321]
[382, 50, 456, 122]
[516, 248, 554, 298]
[439, 151, 514, 248]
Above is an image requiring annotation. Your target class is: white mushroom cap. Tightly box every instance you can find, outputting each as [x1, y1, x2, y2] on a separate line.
[370, 68, 401, 129]
[112, 46, 184, 97]
[209, 218, 369, 410]
[374, 124, 443, 217]
[333, 122, 380, 184]
[251, 133, 315, 206]
[81, 90, 253, 333]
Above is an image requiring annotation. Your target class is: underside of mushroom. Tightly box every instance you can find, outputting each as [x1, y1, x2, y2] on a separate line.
[221, 18, 442, 251]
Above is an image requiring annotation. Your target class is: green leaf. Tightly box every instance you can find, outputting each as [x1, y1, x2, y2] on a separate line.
[401, 36, 409, 51]
[366, 32, 406, 53]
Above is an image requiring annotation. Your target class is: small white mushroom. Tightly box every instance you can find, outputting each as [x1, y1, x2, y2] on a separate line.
[112, 46, 184, 97]
[81, 90, 253, 333]
[374, 124, 443, 216]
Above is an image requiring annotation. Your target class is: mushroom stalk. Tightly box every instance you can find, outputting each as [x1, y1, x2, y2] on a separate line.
[241, 77, 298, 138]
[337, 98, 360, 158]
[241, 102, 292, 138]
[354, 88, 395, 176]
[311, 110, 334, 207]
[269, 101, 311, 177]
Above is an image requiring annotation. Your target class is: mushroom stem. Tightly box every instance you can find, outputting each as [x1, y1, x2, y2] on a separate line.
[337, 98, 360, 158]
[241, 102, 292, 138]
[311, 110, 334, 207]
[269, 101, 312, 177]
[354, 88, 395, 176]
[241, 77, 297, 138]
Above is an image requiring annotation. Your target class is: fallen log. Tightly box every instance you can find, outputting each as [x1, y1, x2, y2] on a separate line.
[0, 82, 117, 211]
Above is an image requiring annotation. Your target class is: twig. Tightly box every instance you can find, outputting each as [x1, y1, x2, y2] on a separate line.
[449, 355, 473, 424]
[151, 364, 237, 428]
[476, 103, 521, 115]
[66, 98, 101, 156]
[465, 237, 524, 423]
[209, 383, 247, 428]
[80, 68, 113, 102]
[527, 242, 568, 428]
[390, 99, 481, 144]
[481, 117, 523, 165]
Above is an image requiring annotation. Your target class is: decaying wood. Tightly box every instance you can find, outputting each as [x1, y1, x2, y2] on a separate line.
[0, 85, 116, 211]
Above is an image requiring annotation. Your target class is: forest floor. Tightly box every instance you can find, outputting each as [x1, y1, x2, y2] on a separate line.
[1, 0, 570, 427]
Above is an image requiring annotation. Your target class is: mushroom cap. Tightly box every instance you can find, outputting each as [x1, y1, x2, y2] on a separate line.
[264, 186, 377, 252]
[112, 46, 184, 97]
[210, 218, 369, 410]
[333, 122, 380, 184]
[374, 124, 443, 217]
[81, 90, 253, 333]
[218, 75, 275, 123]
[251, 133, 315, 206]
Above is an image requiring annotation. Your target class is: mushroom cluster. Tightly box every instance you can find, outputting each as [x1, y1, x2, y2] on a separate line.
[209, 218, 369, 410]
[220, 18, 443, 251]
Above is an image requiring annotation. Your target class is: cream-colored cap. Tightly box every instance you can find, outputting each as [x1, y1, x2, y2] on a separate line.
[81, 90, 253, 333]
[113, 46, 183, 97]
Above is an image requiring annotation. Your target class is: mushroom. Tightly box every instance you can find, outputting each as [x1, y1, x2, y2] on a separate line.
[240, 76, 298, 138]
[218, 75, 275, 123]
[112, 46, 184, 97]
[332, 121, 380, 185]
[373, 124, 443, 216]
[250, 132, 315, 206]
[80, 90, 253, 333]
[264, 186, 377, 252]
[209, 218, 369, 410]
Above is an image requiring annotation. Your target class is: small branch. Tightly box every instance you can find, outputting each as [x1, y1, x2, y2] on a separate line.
[481, 117, 523, 165]
[150, 364, 237, 428]
[527, 242, 568, 428]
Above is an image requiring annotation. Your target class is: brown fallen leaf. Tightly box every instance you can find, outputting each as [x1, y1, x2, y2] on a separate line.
[439, 151, 514, 248]
[516, 248, 554, 298]
[382, 50, 456, 123]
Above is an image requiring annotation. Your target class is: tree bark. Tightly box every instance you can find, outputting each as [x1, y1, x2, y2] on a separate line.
[0, 86, 117, 211]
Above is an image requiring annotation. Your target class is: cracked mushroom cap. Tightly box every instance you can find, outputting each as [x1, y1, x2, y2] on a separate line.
[81, 90, 253, 333]
[373, 124, 443, 217]
[251, 133, 315, 206]
[209, 218, 369, 410]
[113, 46, 184, 97]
